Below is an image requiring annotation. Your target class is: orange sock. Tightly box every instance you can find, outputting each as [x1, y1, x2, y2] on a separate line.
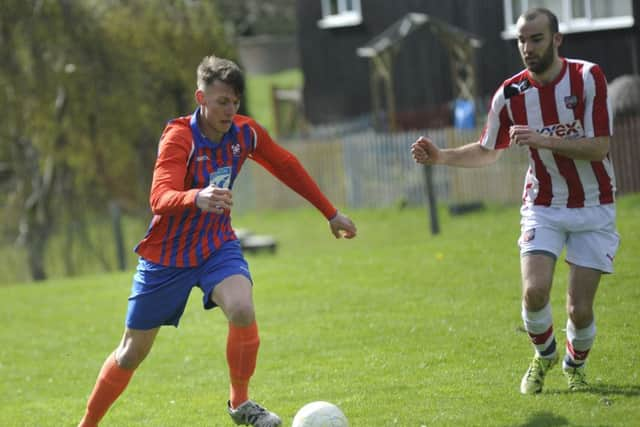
[78, 352, 134, 427]
[227, 321, 260, 408]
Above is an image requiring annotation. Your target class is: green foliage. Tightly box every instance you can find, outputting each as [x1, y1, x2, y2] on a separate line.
[246, 68, 303, 134]
[1, 194, 639, 425]
[0, 0, 239, 279]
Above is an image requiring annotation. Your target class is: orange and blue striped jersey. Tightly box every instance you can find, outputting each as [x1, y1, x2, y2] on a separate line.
[135, 108, 337, 267]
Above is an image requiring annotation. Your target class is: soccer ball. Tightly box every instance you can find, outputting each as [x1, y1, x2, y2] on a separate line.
[292, 401, 348, 427]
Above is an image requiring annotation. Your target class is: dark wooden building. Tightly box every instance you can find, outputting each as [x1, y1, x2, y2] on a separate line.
[296, 0, 640, 129]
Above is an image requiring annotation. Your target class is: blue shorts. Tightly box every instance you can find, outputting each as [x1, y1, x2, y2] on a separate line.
[126, 239, 252, 330]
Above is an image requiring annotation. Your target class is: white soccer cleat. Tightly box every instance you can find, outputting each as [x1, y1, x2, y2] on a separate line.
[227, 400, 282, 427]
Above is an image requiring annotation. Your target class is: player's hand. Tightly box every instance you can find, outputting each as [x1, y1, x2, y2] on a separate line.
[329, 211, 357, 239]
[411, 136, 440, 165]
[196, 185, 233, 214]
[509, 125, 550, 149]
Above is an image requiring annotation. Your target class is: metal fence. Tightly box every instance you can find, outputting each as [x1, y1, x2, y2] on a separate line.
[232, 117, 639, 213]
[611, 115, 640, 196]
[2, 117, 637, 283]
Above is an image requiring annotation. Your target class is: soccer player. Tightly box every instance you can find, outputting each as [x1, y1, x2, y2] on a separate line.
[78, 55, 357, 427]
[411, 8, 619, 394]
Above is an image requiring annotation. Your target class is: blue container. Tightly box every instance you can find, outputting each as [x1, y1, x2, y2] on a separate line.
[453, 98, 475, 129]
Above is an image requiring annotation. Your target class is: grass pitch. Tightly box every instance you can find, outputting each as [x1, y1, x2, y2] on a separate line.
[1, 195, 639, 426]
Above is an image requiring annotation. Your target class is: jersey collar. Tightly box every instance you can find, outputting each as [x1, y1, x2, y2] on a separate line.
[190, 106, 239, 146]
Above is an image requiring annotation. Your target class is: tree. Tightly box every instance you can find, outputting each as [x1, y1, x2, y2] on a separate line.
[0, 0, 236, 281]
[214, 0, 297, 37]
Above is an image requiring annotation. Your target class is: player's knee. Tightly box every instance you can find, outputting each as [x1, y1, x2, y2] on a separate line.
[523, 287, 549, 311]
[116, 342, 151, 370]
[566, 303, 593, 328]
[226, 301, 255, 326]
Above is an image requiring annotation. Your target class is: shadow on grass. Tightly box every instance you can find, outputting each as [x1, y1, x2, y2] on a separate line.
[507, 411, 609, 427]
[546, 383, 640, 398]
[505, 385, 640, 427]
[507, 411, 568, 427]
[587, 383, 640, 397]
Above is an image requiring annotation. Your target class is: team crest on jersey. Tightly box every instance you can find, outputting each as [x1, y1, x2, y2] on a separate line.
[522, 228, 535, 242]
[564, 95, 578, 109]
[231, 143, 241, 157]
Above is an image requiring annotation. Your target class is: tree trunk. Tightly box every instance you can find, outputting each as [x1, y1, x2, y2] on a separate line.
[25, 217, 49, 281]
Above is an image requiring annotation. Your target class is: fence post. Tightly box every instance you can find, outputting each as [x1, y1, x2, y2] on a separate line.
[109, 201, 126, 271]
[423, 165, 440, 235]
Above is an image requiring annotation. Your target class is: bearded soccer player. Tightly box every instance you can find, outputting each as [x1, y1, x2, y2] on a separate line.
[411, 8, 619, 394]
[78, 55, 357, 427]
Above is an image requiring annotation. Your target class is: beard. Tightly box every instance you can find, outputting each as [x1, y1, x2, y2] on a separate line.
[522, 40, 555, 74]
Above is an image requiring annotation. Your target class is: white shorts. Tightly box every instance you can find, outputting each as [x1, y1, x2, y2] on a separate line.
[518, 204, 620, 273]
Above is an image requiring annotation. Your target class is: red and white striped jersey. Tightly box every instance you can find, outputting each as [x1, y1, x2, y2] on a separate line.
[480, 58, 616, 208]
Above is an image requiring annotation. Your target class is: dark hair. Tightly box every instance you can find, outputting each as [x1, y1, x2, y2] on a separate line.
[520, 7, 559, 34]
[197, 55, 244, 96]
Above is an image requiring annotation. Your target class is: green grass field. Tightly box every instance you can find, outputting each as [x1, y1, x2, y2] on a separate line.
[1, 195, 639, 426]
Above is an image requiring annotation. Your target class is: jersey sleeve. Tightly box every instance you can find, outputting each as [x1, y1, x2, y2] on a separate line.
[583, 64, 612, 137]
[249, 123, 338, 220]
[479, 85, 512, 150]
[148, 123, 200, 215]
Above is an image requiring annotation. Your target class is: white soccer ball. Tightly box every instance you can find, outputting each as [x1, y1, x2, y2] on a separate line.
[292, 401, 348, 427]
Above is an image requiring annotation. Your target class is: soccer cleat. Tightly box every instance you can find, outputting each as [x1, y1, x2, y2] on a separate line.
[520, 354, 559, 394]
[563, 365, 588, 391]
[228, 400, 282, 427]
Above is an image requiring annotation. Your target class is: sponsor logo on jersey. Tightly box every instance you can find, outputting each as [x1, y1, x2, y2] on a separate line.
[196, 155, 210, 162]
[209, 166, 232, 189]
[537, 120, 584, 139]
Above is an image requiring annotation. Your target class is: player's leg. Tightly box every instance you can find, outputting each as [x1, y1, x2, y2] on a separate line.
[212, 275, 259, 404]
[116, 327, 161, 369]
[517, 206, 565, 394]
[519, 253, 559, 394]
[521, 253, 557, 355]
[199, 239, 281, 426]
[567, 264, 600, 330]
[211, 276, 280, 426]
[562, 264, 600, 390]
[562, 205, 619, 391]
[79, 328, 159, 427]
[79, 258, 196, 426]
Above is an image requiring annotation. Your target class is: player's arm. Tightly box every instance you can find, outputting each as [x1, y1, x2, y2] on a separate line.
[149, 126, 201, 215]
[412, 84, 509, 168]
[250, 127, 356, 238]
[412, 137, 502, 167]
[509, 128, 609, 161]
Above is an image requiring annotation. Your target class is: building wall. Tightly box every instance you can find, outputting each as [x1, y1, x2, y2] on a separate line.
[237, 35, 299, 75]
[297, 0, 640, 127]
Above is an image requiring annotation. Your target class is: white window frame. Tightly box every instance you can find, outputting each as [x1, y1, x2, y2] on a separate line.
[317, 0, 362, 29]
[502, 0, 634, 39]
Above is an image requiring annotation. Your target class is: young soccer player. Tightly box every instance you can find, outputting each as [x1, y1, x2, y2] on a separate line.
[411, 8, 619, 394]
[78, 55, 357, 427]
